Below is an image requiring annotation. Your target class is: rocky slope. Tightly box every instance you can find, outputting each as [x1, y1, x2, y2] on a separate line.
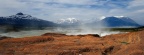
[0, 30, 144, 55]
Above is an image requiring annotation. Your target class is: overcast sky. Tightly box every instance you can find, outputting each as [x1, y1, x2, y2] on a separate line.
[0, 0, 144, 25]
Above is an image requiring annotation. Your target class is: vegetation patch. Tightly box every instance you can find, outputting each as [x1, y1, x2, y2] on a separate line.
[121, 42, 129, 45]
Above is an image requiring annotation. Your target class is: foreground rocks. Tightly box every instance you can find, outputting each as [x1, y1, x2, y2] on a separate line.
[0, 30, 144, 55]
[0, 35, 12, 40]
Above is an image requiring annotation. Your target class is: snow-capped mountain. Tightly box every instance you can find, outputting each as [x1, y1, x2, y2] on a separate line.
[57, 18, 79, 24]
[0, 12, 56, 29]
[0, 13, 141, 29]
[100, 16, 141, 27]
[56, 18, 81, 27]
[100, 16, 127, 20]
[55, 16, 141, 28]
[5, 12, 41, 20]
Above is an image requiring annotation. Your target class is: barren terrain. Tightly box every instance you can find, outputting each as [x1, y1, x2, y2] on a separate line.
[0, 30, 144, 55]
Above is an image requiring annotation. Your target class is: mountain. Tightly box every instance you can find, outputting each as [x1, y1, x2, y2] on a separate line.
[0, 12, 56, 30]
[56, 18, 81, 27]
[57, 18, 79, 24]
[100, 16, 141, 27]
[56, 16, 141, 28]
[0, 13, 141, 30]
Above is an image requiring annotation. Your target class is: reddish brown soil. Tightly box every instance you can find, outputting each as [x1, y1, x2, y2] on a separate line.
[0, 30, 144, 55]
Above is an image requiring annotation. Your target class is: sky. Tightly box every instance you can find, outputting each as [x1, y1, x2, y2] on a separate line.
[0, 0, 144, 25]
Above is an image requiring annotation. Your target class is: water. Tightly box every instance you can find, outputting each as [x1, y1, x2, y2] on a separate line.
[0, 28, 124, 38]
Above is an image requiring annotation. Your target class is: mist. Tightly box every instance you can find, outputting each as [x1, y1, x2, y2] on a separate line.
[0, 24, 125, 38]
[0, 19, 128, 38]
[0, 28, 122, 38]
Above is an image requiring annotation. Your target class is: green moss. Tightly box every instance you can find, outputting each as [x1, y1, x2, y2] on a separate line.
[121, 42, 129, 45]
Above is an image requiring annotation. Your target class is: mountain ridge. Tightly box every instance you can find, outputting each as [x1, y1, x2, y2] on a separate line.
[100, 16, 141, 27]
[0, 13, 141, 28]
[0, 12, 57, 31]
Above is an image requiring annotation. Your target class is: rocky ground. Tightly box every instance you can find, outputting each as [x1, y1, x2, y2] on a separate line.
[0, 30, 144, 55]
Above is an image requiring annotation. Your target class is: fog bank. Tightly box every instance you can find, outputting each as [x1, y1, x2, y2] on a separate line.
[0, 28, 124, 38]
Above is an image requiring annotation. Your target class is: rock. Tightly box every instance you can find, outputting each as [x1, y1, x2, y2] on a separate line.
[0, 36, 12, 40]
[16, 12, 24, 15]
[41, 33, 66, 37]
[86, 34, 100, 37]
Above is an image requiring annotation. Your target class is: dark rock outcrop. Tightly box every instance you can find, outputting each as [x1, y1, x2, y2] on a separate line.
[0, 36, 12, 40]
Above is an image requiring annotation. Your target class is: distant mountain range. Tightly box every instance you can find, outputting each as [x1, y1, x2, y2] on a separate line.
[57, 16, 141, 28]
[57, 18, 79, 24]
[100, 16, 141, 27]
[56, 18, 81, 27]
[0, 13, 141, 30]
[0, 12, 56, 29]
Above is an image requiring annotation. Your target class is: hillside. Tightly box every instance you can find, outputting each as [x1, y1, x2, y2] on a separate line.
[0, 30, 144, 55]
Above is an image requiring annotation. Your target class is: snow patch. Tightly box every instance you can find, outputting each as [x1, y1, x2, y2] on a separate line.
[57, 18, 79, 24]
[113, 16, 125, 18]
[100, 16, 106, 20]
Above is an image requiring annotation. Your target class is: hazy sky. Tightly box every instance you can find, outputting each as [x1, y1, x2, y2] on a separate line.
[0, 0, 144, 25]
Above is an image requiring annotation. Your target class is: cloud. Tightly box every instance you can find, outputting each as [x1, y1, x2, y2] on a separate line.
[0, 0, 143, 25]
[128, 0, 144, 8]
